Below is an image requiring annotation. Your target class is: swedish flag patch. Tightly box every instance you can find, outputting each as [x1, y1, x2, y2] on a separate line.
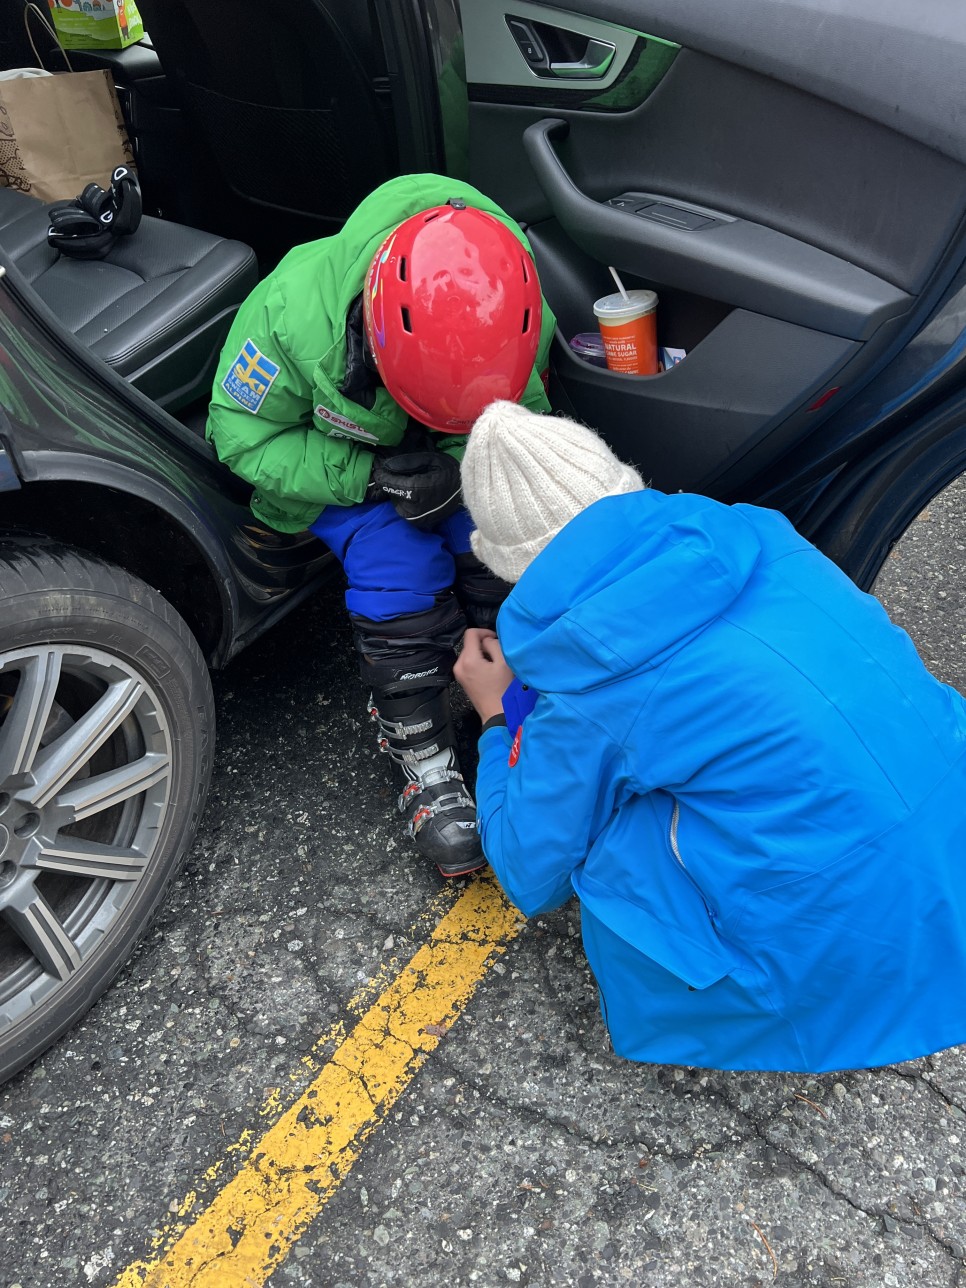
[222, 339, 281, 413]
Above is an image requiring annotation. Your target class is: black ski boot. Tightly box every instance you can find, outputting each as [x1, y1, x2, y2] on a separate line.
[368, 687, 485, 877]
[351, 600, 485, 878]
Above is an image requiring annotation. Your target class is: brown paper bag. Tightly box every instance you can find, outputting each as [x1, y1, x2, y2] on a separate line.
[0, 70, 134, 203]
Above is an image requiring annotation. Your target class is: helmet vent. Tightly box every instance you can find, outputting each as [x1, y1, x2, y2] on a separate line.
[399, 256, 407, 282]
[401, 307, 413, 334]
[521, 256, 530, 283]
[522, 308, 531, 334]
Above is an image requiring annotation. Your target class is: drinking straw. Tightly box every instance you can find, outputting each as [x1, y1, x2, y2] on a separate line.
[608, 265, 630, 302]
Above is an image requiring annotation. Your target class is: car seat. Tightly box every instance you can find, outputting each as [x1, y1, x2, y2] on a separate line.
[0, 184, 258, 413]
[133, 0, 399, 255]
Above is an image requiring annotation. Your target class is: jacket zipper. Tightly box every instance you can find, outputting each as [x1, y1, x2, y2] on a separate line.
[669, 800, 718, 921]
[670, 800, 685, 867]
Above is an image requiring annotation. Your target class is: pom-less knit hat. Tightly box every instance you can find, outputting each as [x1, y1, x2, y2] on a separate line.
[461, 400, 645, 584]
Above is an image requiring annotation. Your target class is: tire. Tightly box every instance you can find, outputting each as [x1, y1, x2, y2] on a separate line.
[0, 540, 215, 1084]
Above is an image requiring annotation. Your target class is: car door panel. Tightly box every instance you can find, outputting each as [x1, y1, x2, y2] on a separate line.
[468, 42, 966, 293]
[521, 0, 966, 169]
[522, 118, 910, 341]
[452, 0, 966, 496]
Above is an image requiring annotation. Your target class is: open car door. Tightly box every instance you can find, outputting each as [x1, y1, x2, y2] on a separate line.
[438, 0, 966, 570]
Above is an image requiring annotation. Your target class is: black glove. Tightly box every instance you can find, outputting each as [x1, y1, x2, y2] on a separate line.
[366, 452, 462, 530]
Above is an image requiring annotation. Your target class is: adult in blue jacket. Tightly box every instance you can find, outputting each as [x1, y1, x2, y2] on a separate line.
[454, 401, 966, 1073]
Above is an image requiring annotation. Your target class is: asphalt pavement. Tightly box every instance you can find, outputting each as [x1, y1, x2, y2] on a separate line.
[2, 478, 966, 1288]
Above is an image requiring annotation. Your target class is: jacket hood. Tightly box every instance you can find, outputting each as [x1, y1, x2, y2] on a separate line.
[497, 490, 763, 695]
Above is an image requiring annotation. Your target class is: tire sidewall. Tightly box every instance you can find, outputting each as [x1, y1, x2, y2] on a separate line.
[0, 577, 214, 1083]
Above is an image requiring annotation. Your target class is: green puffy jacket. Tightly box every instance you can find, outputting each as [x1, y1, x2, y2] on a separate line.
[206, 173, 556, 533]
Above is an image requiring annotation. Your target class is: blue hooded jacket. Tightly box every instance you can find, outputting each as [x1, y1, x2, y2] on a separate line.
[475, 489, 966, 1072]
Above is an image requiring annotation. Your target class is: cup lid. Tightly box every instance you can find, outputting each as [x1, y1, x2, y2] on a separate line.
[592, 288, 658, 319]
[569, 331, 607, 353]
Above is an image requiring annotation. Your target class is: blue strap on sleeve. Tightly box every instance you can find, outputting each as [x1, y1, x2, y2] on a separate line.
[502, 677, 539, 732]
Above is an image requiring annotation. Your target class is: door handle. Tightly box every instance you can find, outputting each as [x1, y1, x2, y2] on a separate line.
[506, 17, 616, 80]
[548, 37, 615, 79]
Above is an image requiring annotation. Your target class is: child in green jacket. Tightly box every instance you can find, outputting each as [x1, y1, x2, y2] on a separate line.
[207, 174, 554, 877]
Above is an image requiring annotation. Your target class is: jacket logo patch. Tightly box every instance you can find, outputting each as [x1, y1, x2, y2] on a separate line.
[222, 339, 280, 414]
[509, 726, 522, 767]
[315, 404, 380, 444]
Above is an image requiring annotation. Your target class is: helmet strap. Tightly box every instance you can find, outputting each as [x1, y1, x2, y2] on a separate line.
[340, 293, 381, 408]
[362, 328, 380, 377]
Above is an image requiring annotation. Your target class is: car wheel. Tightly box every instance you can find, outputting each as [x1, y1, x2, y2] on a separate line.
[0, 540, 214, 1084]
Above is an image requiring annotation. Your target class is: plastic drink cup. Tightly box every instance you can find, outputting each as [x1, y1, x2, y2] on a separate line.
[568, 331, 608, 367]
[593, 288, 659, 375]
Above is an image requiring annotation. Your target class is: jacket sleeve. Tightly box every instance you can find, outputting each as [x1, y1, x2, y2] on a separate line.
[206, 280, 375, 514]
[474, 697, 625, 917]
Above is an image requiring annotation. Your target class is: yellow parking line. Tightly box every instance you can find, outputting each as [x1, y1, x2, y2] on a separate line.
[114, 872, 523, 1288]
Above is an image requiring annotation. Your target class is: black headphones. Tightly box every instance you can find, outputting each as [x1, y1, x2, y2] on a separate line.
[47, 166, 143, 260]
[109, 165, 142, 235]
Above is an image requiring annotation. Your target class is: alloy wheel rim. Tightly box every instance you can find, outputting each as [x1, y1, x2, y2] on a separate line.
[0, 644, 172, 1032]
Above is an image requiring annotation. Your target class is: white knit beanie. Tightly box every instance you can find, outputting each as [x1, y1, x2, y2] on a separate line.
[461, 401, 645, 584]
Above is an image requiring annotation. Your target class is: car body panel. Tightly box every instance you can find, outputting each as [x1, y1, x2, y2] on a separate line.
[0, 264, 333, 664]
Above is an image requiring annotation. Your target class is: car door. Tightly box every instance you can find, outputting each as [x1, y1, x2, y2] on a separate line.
[408, 0, 966, 541]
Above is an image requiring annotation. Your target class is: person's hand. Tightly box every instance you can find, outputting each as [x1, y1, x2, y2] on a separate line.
[455, 628, 514, 723]
[367, 452, 461, 530]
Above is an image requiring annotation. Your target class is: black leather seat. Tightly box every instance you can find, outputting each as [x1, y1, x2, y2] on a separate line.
[133, 0, 398, 255]
[0, 185, 257, 412]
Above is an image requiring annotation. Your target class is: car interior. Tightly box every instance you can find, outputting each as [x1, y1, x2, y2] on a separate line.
[0, 181, 257, 414]
[0, 0, 401, 438]
[0, 0, 965, 520]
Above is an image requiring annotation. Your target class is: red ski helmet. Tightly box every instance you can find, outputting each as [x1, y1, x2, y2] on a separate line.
[362, 200, 543, 433]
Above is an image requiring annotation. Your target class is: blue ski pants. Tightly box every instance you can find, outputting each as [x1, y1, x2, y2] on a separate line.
[310, 501, 475, 622]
